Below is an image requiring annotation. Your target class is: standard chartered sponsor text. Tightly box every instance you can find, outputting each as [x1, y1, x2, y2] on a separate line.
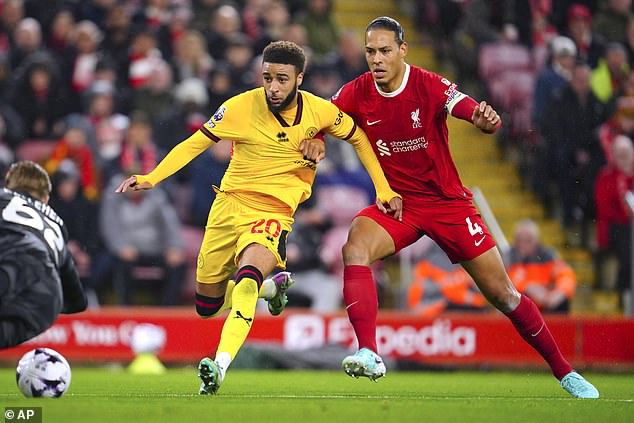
[389, 136, 428, 152]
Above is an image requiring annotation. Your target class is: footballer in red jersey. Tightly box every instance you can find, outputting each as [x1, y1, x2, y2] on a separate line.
[323, 16, 598, 399]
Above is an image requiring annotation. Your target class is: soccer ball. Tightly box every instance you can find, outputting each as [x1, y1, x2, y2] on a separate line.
[16, 348, 71, 398]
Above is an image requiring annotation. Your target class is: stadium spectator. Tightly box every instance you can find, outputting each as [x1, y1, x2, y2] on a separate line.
[45, 10, 75, 58]
[295, 0, 340, 60]
[119, 112, 159, 177]
[204, 4, 243, 61]
[565, 3, 606, 69]
[206, 63, 236, 107]
[507, 219, 577, 313]
[597, 69, 634, 169]
[223, 34, 256, 92]
[100, 176, 187, 307]
[327, 30, 367, 84]
[170, 30, 214, 83]
[114, 40, 401, 395]
[524, 0, 559, 72]
[63, 20, 105, 113]
[190, 0, 221, 34]
[45, 124, 99, 201]
[66, 79, 130, 179]
[127, 30, 174, 117]
[0, 0, 25, 55]
[531, 36, 577, 211]
[8, 56, 69, 139]
[406, 242, 487, 318]
[593, 0, 632, 43]
[256, 0, 291, 50]
[9, 17, 45, 70]
[533, 36, 577, 135]
[594, 135, 634, 298]
[155, 6, 194, 64]
[0, 160, 86, 348]
[590, 41, 629, 103]
[540, 61, 605, 243]
[100, 3, 134, 84]
[327, 16, 598, 399]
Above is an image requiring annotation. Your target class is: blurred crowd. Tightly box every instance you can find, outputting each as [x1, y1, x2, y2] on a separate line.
[1, 0, 630, 313]
[416, 0, 634, 308]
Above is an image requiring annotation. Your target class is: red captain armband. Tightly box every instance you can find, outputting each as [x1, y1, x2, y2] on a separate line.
[314, 132, 325, 142]
[450, 96, 478, 121]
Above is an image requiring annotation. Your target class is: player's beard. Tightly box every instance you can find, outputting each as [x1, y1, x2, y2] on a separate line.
[266, 83, 298, 113]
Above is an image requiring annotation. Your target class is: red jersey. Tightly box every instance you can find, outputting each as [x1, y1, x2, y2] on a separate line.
[331, 64, 472, 202]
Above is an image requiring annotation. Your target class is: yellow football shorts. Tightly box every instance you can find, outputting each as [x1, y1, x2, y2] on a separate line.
[196, 191, 293, 284]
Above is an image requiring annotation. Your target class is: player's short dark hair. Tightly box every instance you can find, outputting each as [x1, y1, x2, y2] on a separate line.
[366, 16, 405, 45]
[5, 160, 52, 201]
[262, 41, 306, 75]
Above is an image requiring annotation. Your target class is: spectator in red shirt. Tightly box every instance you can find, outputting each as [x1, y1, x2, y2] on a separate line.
[594, 134, 634, 295]
[45, 125, 98, 201]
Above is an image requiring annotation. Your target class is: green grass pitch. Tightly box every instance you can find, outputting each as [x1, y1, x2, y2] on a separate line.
[0, 368, 632, 423]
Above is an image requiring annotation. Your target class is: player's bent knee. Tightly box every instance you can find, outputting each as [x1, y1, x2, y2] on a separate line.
[341, 241, 371, 265]
[486, 286, 521, 313]
[195, 292, 224, 318]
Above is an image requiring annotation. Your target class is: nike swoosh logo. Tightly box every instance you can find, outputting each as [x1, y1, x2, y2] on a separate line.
[530, 323, 545, 337]
[475, 236, 486, 246]
[366, 119, 381, 126]
[346, 301, 359, 310]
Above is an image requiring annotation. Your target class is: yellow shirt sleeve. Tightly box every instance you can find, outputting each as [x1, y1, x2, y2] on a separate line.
[319, 101, 400, 203]
[135, 130, 213, 187]
[345, 124, 401, 203]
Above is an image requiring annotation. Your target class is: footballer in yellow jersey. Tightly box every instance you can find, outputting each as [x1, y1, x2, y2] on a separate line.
[116, 41, 401, 395]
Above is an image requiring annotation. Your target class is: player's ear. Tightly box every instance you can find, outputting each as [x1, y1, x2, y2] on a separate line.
[296, 71, 304, 86]
[399, 41, 408, 58]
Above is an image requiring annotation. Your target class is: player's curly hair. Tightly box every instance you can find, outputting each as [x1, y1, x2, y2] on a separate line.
[5, 160, 52, 201]
[262, 41, 306, 75]
[366, 16, 405, 45]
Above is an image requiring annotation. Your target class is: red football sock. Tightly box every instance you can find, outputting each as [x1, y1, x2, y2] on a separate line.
[343, 265, 378, 353]
[505, 294, 573, 380]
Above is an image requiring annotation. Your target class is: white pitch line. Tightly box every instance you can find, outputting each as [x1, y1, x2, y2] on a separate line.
[57, 393, 634, 403]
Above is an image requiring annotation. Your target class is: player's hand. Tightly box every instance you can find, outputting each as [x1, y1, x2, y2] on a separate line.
[299, 138, 326, 163]
[115, 175, 152, 192]
[376, 196, 403, 221]
[472, 101, 501, 134]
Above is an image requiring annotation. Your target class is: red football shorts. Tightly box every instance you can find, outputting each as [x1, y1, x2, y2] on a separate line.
[356, 198, 497, 263]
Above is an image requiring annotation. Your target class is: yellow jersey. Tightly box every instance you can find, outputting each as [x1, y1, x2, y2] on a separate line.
[136, 87, 398, 214]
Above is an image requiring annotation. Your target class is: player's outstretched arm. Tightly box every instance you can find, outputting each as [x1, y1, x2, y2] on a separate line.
[115, 130, 213, 193]
[471, 101, 502, 134]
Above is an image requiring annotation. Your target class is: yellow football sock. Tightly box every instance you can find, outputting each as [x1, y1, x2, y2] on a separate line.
[215, 276, 272, 315]
[216, 277, 258, 359]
